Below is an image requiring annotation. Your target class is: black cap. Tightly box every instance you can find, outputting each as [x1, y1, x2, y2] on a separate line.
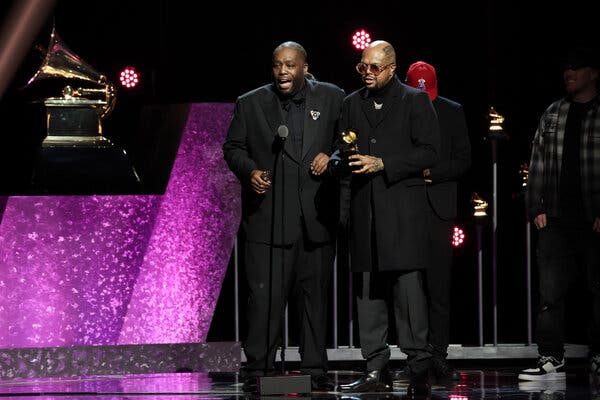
[563, 45, 600, 70]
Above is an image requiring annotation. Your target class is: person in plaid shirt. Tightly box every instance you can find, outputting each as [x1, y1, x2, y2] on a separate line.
[521, 45, 600, 381]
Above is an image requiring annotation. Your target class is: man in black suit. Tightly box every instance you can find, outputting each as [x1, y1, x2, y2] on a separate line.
[222, 41, 344, 393]
[337, 40, 440, 393]
[405, 60, 471, 381]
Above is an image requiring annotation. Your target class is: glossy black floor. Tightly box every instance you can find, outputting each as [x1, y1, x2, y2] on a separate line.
[0, 360, 597, 399]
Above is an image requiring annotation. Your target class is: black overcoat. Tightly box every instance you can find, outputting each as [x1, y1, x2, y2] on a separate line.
[340, 76, 440, 271]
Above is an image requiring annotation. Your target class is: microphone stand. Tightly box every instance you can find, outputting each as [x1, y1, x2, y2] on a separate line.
[257, 126, 311, 395]
[279, 134, 286, 374]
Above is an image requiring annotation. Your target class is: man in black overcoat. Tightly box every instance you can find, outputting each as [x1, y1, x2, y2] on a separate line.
[337, 40, 440, 393]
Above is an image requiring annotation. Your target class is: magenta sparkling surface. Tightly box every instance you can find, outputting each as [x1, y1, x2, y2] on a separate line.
[0, 103, 240, 347]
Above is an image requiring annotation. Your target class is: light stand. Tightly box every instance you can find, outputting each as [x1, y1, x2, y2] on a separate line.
[471, 192, 489, 346]
[518, 163, 533, 345]
[487, 106, 507, 346]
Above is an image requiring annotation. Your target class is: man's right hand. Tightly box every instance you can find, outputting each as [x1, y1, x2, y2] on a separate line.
[250, 169, 271, 194]
[533, 213, 547, 229]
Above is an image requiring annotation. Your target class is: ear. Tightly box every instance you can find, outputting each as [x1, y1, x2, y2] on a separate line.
[303, 63, 309, 74]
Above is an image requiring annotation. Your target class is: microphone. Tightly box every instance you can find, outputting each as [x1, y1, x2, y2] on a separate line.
[277, 125, 289, 141]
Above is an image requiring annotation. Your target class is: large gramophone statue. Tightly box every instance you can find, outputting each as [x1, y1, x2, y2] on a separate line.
[24, 26, 116, 148]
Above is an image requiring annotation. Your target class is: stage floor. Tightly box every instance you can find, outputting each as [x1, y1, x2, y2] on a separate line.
[0, 360, 597, 399]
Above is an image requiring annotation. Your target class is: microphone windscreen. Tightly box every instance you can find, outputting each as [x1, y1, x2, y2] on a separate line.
[277, 125, 289, 139]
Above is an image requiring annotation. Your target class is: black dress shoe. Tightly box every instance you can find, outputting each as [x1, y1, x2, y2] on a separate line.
[339, 369, 392, 392]
[430, 357, 460, 381]
[311, 373, 335, 391]
[392, 366, 411, 381]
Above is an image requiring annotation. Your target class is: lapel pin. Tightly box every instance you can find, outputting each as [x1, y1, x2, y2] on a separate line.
[310, 110, 320, 120]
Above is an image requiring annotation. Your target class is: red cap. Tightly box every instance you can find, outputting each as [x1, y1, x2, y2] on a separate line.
[406, 61, 438, 100]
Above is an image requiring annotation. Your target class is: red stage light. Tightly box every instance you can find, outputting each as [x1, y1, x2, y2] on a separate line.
[452, 226, 465, 247]
[119, 66, 140, 89]
[352, 30, 371, 50]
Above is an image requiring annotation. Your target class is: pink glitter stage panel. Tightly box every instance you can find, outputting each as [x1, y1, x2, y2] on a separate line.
[0, 103, 241, 347]
[118, 103, 240, 344]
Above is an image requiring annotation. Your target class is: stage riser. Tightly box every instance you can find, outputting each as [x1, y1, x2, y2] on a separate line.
[0, 342, 240, 380]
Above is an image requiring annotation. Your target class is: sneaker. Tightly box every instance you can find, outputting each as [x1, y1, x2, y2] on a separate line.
[518, 355, 566, 381]
[591, 354, 600, 376]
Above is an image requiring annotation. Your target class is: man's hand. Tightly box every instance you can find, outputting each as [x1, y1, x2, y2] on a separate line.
[593, 217, 600, 232]
[534, 213, 547, 229]
[250, 169, 271, 194]
[310, 152, 329, 176]
[348, 154, 384, 174]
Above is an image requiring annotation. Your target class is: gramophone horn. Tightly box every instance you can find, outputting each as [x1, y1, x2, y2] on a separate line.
[25, 26, 116, 119]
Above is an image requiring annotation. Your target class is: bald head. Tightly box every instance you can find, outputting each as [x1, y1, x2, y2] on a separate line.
[273, 41, 307, 62]
[364, 40, 396, 65]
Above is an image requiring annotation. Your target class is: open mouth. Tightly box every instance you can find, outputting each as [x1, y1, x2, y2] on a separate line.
[277, 78, 292, 91]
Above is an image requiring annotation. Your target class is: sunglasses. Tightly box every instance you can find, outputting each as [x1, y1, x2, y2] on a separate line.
[356, 62, 392, 76]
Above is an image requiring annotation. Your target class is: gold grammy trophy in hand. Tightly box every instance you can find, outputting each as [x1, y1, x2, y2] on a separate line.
[24, 26, 116, 147]
[330, 129, 359, 173]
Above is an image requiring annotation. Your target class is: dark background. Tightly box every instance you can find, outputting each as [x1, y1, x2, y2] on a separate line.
[0, 0, 594, 347]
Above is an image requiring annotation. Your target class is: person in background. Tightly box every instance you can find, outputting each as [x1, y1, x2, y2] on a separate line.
[222, 41, 344, 392]
[404, 60, 471, 382]
[521, 45, 600, 381]
[336, 40, 440, 393]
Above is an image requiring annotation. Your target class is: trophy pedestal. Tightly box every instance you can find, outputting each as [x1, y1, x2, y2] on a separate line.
[31, 145, 141, 195]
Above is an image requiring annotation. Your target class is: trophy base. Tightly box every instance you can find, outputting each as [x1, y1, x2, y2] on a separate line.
[42, 135, 114, 148]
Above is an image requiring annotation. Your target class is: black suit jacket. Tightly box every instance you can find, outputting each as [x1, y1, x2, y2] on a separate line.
[426, 96, 471, 220]
[223, 79, 345, 245]
[340, 76, 440, 271]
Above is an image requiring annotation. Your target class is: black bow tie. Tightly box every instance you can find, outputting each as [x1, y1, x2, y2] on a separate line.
[281, 96, 305, 111]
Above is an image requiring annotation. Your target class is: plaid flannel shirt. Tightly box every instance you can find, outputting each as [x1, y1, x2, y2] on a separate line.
[526, 96, 600, 221]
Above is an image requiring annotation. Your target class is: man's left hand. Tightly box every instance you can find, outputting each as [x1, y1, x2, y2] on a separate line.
[310, 152, 329, 176]
[593, 217, 600, 232]
[348, 154, 384, 174]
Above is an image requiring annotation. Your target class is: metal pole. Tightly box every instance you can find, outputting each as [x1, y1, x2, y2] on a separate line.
[348, 253, 354, 347]
[234, 237, 239, 342]
[477, 223, 484, 347]
[491, 139, 498, 346]
[526, 221, 532, 345]
[285, 307, 289, 348]
[333, 253, 338, 348]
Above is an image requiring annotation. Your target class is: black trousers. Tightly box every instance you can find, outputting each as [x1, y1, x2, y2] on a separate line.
[535, 218, 600, 358]
[354, 270, 431, 376]
[423, 208, 454, 357]
[242, 234, 334, 377]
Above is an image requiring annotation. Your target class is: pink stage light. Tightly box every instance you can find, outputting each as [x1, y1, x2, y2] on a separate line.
[352, 30, 371, 50]
[452, 226, 465, 247]
[119, 66, 140, 88]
